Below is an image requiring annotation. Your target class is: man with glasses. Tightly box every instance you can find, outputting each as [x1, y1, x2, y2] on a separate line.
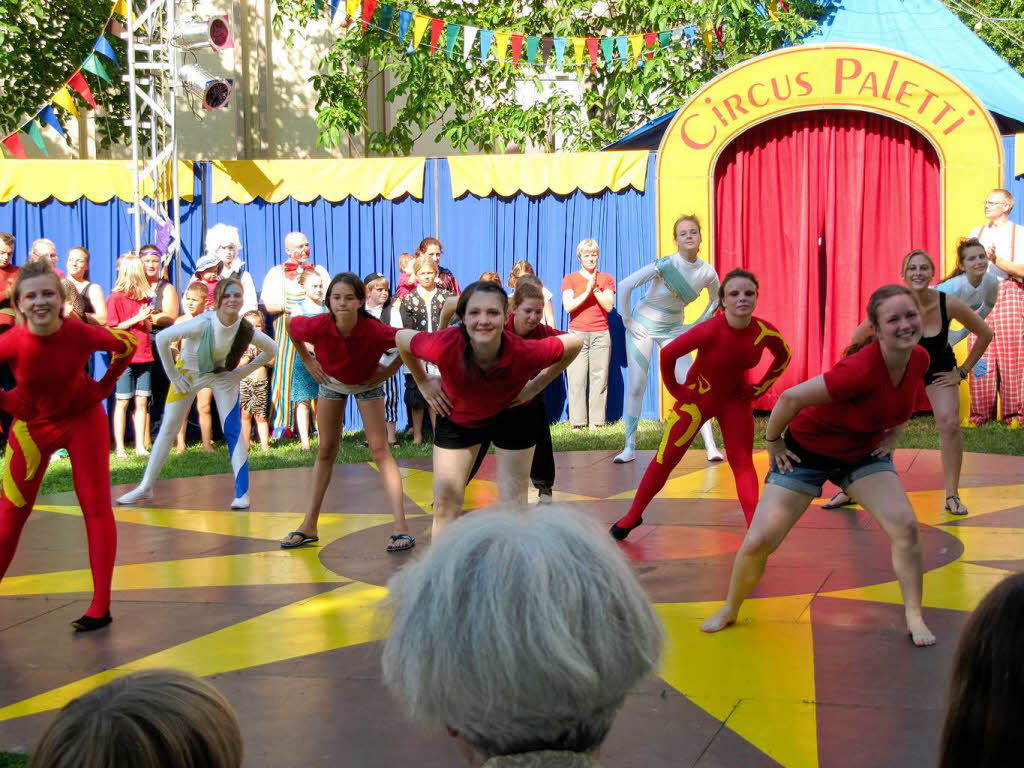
[260, 232, 331, 439]
[967, 189, 1024, 427]
[29, 238, 62, 276]
[140, 245, 181, 442]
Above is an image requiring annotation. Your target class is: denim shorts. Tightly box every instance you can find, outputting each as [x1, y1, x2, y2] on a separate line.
[765, 434, 897, 497]
[115, 362, 153, 400]
[317, 383, 385, 403]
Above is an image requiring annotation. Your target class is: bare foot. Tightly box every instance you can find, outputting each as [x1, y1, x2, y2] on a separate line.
[115, 449, 128, 459]
[202, 444, 215, 454]
[412, 437, 423, 445]
[701, 606, 738, 633]
[174, 446, 185, 455]
[260, 443, 270, 452]
[907, 616, 936, 647]
[300, 443, 312, 452]
[134, 448, 149, 457]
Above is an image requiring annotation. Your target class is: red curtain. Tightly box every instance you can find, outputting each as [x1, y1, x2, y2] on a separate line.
[714, 110, 940, 409]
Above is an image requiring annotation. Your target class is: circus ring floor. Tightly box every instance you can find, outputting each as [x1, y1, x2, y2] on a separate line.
[1, 448, 1022, 767]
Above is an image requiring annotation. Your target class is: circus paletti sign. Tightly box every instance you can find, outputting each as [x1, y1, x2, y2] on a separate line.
[657, 44, 1003, 282]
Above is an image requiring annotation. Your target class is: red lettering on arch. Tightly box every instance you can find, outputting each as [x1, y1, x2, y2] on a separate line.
[835, 57, 862, 94]
[680, 113, 717, 150]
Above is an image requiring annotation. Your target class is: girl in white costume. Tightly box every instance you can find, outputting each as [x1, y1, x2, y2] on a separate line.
[117, 279, 277, 510]
[615, 215, 723, 464]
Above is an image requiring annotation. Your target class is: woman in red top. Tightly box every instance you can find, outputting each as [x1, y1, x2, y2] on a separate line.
[702, 284, 936, 646]
[106, 254, 156, 458]
[611, 269, 790, 539]
[278, 273, 410, 552]
[397, 281, 581, 538]
[0, 260, 137, 631]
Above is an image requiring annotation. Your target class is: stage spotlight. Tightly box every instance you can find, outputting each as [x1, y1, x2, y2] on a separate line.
[179, 64, 233, 109]
[174, 15, 233, 51]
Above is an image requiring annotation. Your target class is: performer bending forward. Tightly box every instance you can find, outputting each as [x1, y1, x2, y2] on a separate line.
[616, 214, 723, 464]
[396, 281, 581, 538]
[278, 273, 413, 552]
[702, 284, 937, 646]
[0, 261, 138, 630]
[611, 269, 790, 539]
[118, 279, 276, 510]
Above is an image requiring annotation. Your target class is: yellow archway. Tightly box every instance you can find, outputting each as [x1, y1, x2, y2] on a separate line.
[657, 44, 1003, 286]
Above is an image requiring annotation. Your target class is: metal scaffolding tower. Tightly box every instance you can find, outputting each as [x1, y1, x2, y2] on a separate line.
[123, 0, 181, 286]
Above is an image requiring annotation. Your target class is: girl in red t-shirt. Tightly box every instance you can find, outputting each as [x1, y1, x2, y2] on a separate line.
[0, 261, 138, 631]
[611, 269, 790, 539]
[278, 273, 410, 552]
[106, 254, 156, 458]
[396, 281, 582, 538]
[702, 285, 937, 647]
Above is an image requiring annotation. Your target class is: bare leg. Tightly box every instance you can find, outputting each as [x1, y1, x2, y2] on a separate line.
[495, 445, 535, 509]
[197, 387, 214, 451]
[113, 399, 130, 458]
[432, 444, 480, 539]
[926, 381, 966, 513]
[702, 483, 812, 632]
[255, 415, 270, 451]
[386, 421, 397, 444]
[847, 471, 935, 646]
[411, 407, 424, 444]
[358, 397, 411, 540]
[296, 401, 311, 450]
[280, 398, 344, 546]
[133, 395, 149, 456]
[241, 407, 253, 450]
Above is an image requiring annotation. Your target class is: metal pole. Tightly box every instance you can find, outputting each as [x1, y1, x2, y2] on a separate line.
[126, 0, 142, 253]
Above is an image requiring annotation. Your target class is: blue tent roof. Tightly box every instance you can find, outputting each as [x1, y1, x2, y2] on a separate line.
[607, 0, 1024, 148]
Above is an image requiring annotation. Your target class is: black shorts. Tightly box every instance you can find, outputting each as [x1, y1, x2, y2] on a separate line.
[404, 372, 427, 411]
[923, 345, 957, 386]
[434, 406, 538, 451]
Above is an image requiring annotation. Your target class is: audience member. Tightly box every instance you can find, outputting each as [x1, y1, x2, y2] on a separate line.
[508, 259, 555, 325]
[29, 238, 62, 276]
[239, 310, 272, 452]
[417, 237, 459, 295]
[260, 231, 330, 439]
[478, 270, 503, 285]
[140, 244, 180, 442]
[364, 271, 400, 445]
[940, 572, 1024, 768]
[382, 508, 663, 767]
[207, 224, 258, 314]
[396, 252, 416, 300]
[0, 233, 18, 329]
[107, 255, 156, 459]
[562, 239, 615, 430]
[188, 254, 222, 311]
[174, 283, 215, 453]
[290, 270, 327, 451]
[30, 669, 242, 768]
[64, 247, 107, 326]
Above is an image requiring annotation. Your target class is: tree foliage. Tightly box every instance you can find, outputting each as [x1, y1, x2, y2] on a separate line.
[0, 0, 129, 150]
[275, 0, 824, 155]
[949, 0, 1024, 76]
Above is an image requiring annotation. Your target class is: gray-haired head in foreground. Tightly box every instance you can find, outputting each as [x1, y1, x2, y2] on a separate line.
[381, 507, 664, 759]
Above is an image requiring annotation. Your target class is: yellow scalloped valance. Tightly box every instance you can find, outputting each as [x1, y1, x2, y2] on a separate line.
[210, 158, 426, 203]
[447, 151, 649, 198]
[0, 160, 194, 203]
[1016, 134, 1024, 177]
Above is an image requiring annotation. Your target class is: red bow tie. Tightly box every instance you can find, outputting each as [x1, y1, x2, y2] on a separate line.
[283, 261, 307, 279]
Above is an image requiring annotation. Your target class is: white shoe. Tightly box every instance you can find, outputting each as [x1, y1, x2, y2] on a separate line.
[613, 447, 636, 464]
[706, 448, 725, 462]
[230, 493, 250, 510]
[538, 489, 553, 504]
[117, 486, 153, 505]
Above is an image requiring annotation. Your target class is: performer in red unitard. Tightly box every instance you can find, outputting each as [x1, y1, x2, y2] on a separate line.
[0, 260, 137, 631]
[611, 269, 790, 539]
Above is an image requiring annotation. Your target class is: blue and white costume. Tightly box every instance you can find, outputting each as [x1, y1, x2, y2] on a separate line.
[936, 271, 999, 345]
[615, 253, 722, 463]
[117, 311, 276, 509]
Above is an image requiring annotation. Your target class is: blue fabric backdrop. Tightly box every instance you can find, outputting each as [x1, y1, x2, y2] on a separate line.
[0, 154, 662, 434]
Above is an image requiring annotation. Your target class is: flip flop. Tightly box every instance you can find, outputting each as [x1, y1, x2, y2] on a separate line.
[944, 495, 969, 516]
[281, 531, 319, 549]
[387, 533, 416, 553]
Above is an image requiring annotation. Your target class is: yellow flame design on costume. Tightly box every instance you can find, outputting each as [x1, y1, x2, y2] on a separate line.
[752, 321, 791, 396]
[106, 327, 139, 363]
[656, 402, 703, 464]
[2, 421, 40, 508]
[685, 374, 711, 394]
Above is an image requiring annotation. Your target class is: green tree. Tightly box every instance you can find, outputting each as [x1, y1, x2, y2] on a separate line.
[276, 0, 824, 155]
[949, 0, 1024, 76]
[0, 0, 129, 151]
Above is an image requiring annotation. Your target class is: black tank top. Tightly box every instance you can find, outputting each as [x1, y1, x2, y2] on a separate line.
[918, 292, 951, 369]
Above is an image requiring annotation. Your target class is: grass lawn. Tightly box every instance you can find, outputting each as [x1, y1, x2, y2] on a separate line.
[0, 754, 27, 767]
[29, 414, 1021, 497]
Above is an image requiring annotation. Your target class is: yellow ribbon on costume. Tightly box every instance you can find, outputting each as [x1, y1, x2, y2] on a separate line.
[2, 421, 41, 509]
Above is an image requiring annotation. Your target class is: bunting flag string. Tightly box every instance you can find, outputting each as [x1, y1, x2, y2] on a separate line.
[1, 0, 126, 159]
[329, 0, 748, 72]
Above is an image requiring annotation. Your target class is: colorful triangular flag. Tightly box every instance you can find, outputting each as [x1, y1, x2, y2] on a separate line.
[511, 34, 524, 68]
[330, 0, 341, 20]
[112, 0, 127, 17]
[495, 31, 509, 63]
[444, 23, 459, 58]
[346, 0, 360, 21]
[51, 86, 79, 118]
[67, 71, 97, 108]
[615, 35, 628, 67]
[429, 17, 443, 53]
[462, 25, 478, 59]
[397, 9, 412, 40]
[587, 38, 600, 71]
[541, 37, 553, 67]
[527, 35, 540, 65]
[39, 105, 65, 140]
[2, 133, 27, 159]
[644, 31, 657, 59]
[377, 3, 394, 31]
[702, 21, 714, 52]
[554, 37, 566, 70]
[360, 0, 378, 32]
[24, 120, 47, 154]
[82, 53, 112, 84]
[93, 36, 120, 67]
[629, 34, 643, 62]
[572, 37, 585, 67]
[599, 36, 614, 67]
[479, 29, 494, 61]
[412, 14, 429, 49]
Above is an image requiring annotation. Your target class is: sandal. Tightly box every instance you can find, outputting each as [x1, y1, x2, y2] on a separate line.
[387, 533, 416, 553]
[280, 531, 319, 549]
[822, 491, 854, 509]
[944, 494, 968, 516]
